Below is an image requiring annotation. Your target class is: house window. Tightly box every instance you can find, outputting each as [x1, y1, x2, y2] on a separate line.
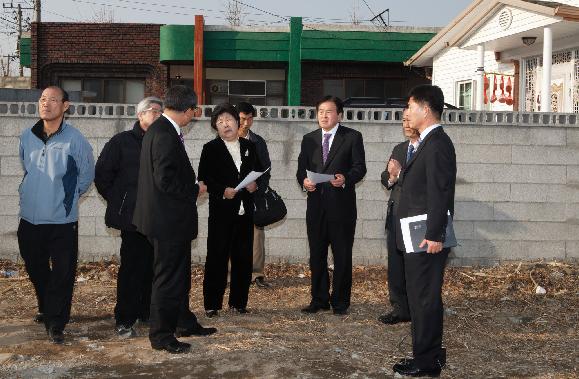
[206, 79, 284, 105]
[457, 80, 474, 110]
[322, 79, 403, 100]
[323, 79, 345, 99]
[60, 78, 145, 103]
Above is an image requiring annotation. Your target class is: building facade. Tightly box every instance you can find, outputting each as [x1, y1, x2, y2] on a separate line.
[406, 0, 579, 113]
[22, 17, 437, 106]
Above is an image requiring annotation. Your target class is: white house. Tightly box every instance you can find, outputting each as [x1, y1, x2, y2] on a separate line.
[406, 0, 579, 113]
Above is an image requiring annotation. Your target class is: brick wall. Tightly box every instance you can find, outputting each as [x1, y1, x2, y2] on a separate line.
[31, 22, 167, 98]
[1, 110, 578, 265]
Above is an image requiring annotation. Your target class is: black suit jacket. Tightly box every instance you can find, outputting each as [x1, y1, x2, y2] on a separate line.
[246, 129, 271, 193]
[198, 137, 260, 219]
[296, 124, 366, 222]
[132, 115, 199, 241]
[381, 140, 409, 232]
[395, 126, 456, 251]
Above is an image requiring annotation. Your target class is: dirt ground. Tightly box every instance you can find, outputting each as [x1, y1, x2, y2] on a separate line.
[0, 260, 577, 379]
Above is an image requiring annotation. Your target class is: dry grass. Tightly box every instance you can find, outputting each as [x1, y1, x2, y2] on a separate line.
[0, 260, 577, 378]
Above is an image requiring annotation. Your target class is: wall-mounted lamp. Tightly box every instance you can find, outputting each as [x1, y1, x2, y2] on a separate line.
[521, 36, 537, 46]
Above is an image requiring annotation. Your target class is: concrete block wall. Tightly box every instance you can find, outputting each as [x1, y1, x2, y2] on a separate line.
[1, 105, 578, 266]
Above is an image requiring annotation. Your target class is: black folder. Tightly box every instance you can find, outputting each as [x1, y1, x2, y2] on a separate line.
[400, 213, 457, 253]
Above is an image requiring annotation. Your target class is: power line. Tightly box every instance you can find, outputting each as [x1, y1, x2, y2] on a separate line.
[44, 7, 80, 21]
[233, 0, 289, 22]
[360, 0, 377, 19]
[71, 0, 234, 18]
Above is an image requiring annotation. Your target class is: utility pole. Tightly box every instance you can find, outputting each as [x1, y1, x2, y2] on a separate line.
[17, 3, 21, 76]
[3, 1, 34, 76]
[34, 0, 40, 22]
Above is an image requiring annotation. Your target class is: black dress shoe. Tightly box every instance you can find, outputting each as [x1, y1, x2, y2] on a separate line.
[47, 328, 64, 345]
[254, 277, 271, 288]
[34, 313, 44, 323]
[230, 307, 249, 314]
[333, 308, 348, 315]
[393, 360, 441, 377]
[205, 310, 219, 318]
[175, 324, 217, 337]
[152, 340, 191, 354]
[378, 312, 410, 325]
[301, 304, 330, 314]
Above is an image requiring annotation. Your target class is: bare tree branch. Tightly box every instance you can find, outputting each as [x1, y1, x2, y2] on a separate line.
[225, 0, 242, 27]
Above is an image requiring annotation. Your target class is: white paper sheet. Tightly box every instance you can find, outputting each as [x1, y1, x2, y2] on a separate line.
[306, 170, 335, 184]
[234, 168, 269, 191]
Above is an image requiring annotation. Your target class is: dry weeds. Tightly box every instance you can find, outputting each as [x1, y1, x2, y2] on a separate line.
[0, 260, 577, 378]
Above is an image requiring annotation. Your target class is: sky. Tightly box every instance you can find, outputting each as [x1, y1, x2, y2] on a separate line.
[0, 0, 474, 75]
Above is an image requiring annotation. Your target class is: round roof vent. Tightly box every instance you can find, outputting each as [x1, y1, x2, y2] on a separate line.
[498, 8, 513, 30]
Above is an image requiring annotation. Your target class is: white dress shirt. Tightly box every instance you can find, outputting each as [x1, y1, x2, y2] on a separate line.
[419, 123, 440, 141]
[162, 113, 181, 136]
[223, 138, 244, 215]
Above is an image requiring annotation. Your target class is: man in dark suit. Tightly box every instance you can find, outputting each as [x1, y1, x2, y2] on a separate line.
[392, 85, 456, 377]
[235, 102, 272, 288]
[379, 108, 419, 326]
[133, 85, 216, 354]
[296, 95, 366, 316]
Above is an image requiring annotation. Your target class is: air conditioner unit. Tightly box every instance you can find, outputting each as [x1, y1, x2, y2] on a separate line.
[209, 80, 228, 94]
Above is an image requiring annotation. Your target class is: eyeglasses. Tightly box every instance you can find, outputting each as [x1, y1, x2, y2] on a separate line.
[143, 107, 162, 114]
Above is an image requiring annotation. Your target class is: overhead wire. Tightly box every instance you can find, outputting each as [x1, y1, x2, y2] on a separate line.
[44, 7, 80, 22]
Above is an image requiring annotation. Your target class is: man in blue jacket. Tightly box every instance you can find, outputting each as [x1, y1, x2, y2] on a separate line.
[18, 86, 95, 344]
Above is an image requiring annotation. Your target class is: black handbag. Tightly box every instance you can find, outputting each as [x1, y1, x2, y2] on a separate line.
[253, 186, 287, 227]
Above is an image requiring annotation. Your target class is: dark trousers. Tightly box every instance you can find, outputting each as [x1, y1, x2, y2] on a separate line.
[386, 209, 410, 319]
[17, 219, 78, 331]
[114, 230, 154, 326]
[404, 248, 449, 369]
[306, 212, 355, 311]
[149, 238, 198, 347]
[203, 214, 253, 310]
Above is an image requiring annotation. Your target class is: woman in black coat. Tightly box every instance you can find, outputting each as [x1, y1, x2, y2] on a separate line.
[198, 103, 261, 316]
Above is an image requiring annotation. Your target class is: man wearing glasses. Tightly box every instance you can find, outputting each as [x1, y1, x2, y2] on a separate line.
[95, 97, 163, 338]
[18, 86, 94, 344]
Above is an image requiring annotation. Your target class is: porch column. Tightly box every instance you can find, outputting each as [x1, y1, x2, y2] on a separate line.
[194, 15, 205, 105]
[475, 44, 485, 111]
[287, 17, 302, 106]
[540, 26, 552, 112]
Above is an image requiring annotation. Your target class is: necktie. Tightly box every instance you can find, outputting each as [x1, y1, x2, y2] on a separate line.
[406, 144, 415, 163]
[322, 133, 331, 164]
[179, 132, 185, 145]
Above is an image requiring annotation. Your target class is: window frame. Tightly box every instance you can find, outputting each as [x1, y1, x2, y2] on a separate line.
[456, 80, 474, 110]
